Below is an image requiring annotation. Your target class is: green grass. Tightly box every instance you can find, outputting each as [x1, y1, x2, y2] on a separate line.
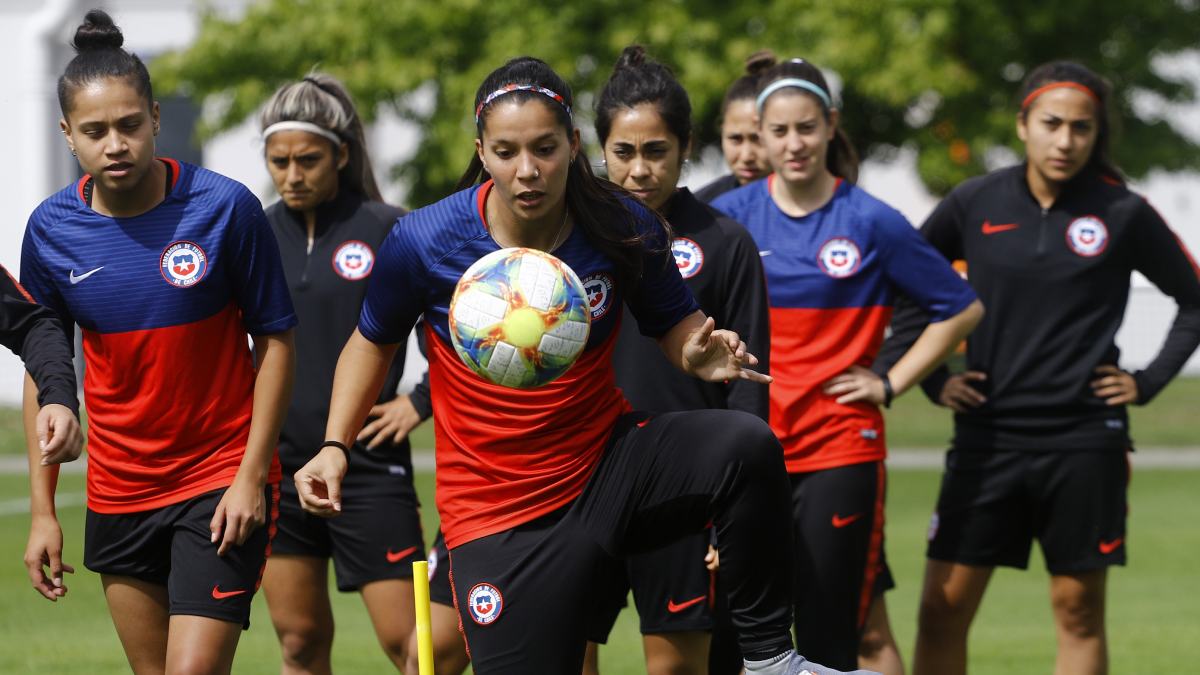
[1, 468, 1197, 673]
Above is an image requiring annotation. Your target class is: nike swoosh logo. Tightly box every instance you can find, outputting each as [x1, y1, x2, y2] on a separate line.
[211, 586, 247, 600]
[666, 595, 708, 613]
[981, 221, 1020, 235]
[69, 267, 104, 284]
[1099, 538, 1123, 554]
[832, 513, 863, 528]
[759, 250, 773, 257]
[386, 545, 419, 563]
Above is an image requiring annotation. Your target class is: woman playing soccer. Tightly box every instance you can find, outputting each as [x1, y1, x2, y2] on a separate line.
[584, 45, 770, 675]
[295, 56, 874, 675]
[21, 10, 296, 674]
[712, 58, 983, 673]
[896, 61, 1200, 675]
[259, 73, 430, 673]
[694, 51, 776, 203]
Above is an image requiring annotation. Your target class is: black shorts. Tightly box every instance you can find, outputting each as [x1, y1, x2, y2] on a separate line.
[84, 484, 279, 628]
[447, 410, 794, 674]
[427, 529, 455, 608]
[275, 447, 424, 591]
[588, 528, 715, 642]
[790, 461, 888, 671]
[927, 448, 1129, 574]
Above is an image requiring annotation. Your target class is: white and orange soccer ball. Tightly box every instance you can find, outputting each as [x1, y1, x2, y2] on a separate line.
[448, 247, 591, 388]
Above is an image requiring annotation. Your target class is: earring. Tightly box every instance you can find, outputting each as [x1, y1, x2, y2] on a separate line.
[533, 167, 540, 178]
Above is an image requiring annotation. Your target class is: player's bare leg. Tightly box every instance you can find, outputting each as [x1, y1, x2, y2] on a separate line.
[643, 631, 711, 675]
[1049, 570, 1107, 675]
[263, 555, 333, 674]
[913, 560, 992, 675]
[858, 596, 904, 675]
[583, 641, 600, 675]
[406, 601, 470, 675]
[165, 614, 241, 674]
[103, 575, 170, 675]
[361, 578, 417, 670]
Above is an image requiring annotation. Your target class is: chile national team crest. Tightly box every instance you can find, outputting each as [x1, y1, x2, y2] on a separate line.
[671, 237, 705, 279]
[817, 237, 862, 278]
[1065, 216, 1109, 257]
[160, 241, 208, 288]
[332, 240, 375, 280]
[581, 272, 614, 320]
[467, 582, 504, 625]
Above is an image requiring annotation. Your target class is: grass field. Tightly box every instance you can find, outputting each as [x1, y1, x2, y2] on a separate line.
[1, 466, 1198, 673]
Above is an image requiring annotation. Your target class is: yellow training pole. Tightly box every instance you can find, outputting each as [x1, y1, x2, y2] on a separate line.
[412, 560, 435, 675]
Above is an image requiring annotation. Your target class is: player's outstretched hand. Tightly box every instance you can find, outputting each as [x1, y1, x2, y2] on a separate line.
[36, 403, 83, 466]
[25, 514, 73, 601]
[209, 476, 266, 556]
[683, 317, 771, 384]
[295, 445, 349, 517]
[823, 365, 887, 405]
[939, 370, 988, 412]
[1090, 365, 1138, 406]
[358, 395, 421, 450]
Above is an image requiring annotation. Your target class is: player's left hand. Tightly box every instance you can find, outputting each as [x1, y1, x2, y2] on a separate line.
[704, 545, 720, 572]
[682, 317, 771, 384]
[210, 476, 266, 556]
[1091, 365, 1139, 406]
[36, 404, 83, 466]
[357, 395, 421, 450]
[823, 365, 886, 406]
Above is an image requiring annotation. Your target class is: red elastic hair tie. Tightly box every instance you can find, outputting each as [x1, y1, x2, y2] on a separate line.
[1021, 81, 1100, 111]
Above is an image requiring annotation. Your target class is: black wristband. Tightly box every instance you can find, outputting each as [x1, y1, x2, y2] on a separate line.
[881, 374, 894, 408]
[319, 440, 351, 463]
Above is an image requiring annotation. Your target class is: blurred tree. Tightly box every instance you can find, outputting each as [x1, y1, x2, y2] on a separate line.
[152, 0, 1200, 205]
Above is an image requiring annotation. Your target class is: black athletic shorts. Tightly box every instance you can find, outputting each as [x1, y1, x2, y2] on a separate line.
[427, 529, 455, 608]
[447, 410, 794, 674]
[588, 528, 715, 642]
[927, 448, 1129, 574]
[84, 484, 279, 628]
[275, 447, 424, 591]
[790, 460, 888, 671]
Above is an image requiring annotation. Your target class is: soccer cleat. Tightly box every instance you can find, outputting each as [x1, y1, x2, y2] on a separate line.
[745, 650, 880, 675]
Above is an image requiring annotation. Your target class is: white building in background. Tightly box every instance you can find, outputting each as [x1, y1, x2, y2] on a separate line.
[1, 0, 1198, 406]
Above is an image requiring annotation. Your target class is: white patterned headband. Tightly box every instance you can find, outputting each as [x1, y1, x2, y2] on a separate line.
[262, 120, 343, 147]
[475, 83, 571, 124]
[755, 78, 833, 113]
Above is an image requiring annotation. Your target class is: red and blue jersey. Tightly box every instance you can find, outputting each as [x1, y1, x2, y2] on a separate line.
[360, 181, 698, 548]
[714, 176, 975, 472]
[20, 159, 297, 513]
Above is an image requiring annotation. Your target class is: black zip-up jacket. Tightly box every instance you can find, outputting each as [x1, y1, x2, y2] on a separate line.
[612, 188, 770, 419]
[879, 165, 1200, 451]
[267, 191, 427, 470]
[1, 265, 78, 413]
[694, 174, 741, 205]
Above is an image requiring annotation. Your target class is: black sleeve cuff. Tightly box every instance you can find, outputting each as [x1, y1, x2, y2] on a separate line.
[920, 367, 952, 405]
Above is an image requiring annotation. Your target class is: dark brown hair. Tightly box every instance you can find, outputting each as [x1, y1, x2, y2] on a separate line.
[595, 45, 692, 152]
[1018, 61, 1122, 184]
[756, 58, 860, 183]
[57, 9, 153, 118]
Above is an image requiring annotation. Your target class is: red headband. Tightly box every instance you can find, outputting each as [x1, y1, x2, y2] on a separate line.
[1021, 81, 1100, 111]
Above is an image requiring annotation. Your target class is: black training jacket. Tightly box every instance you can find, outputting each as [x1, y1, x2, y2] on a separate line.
[1, 265, 78, 413]
[879, 165, 1200, 451]
[694, 174, 741, 205]
[612, 188, 770, 419]
[267, 191, 426, 470]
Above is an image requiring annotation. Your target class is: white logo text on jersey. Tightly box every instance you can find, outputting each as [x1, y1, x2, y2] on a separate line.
[69, 267, 104, 285]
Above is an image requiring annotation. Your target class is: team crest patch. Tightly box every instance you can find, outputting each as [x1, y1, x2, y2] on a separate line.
[160, 241, 207, 288]
[817, 237, 862, 278]
[332, 240, 375, 280]
[671, 237, 705, 279]
[467, 582, 503, 625]
[1065, 216, 1108, 257]
[581, 272, 615, 320]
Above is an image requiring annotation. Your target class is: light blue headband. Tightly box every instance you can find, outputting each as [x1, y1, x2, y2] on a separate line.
[755, 78, 832, 113]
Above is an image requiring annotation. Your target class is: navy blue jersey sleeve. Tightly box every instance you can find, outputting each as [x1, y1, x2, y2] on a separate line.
[226, 189, 298, 335]
[876, 208, 977, 322]
[19, 216, 73, 328]
[359, 218, 429, 345]
[623, 204, 701, 338]
[1128, 201, 1200, 403]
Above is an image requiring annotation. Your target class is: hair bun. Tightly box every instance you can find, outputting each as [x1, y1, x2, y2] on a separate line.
[744, 49, 778, 76]
[73, 9, 124, 53]
[614, 45, 647, 72]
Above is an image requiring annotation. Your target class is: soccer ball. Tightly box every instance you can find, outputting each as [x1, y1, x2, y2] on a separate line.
[448, 247, 592, 388]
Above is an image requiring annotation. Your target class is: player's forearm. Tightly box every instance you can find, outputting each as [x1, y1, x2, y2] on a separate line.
[887, 299, 983, 395]
[658, 310, 707, 374]
[326, 329, 400, 447]
[239, 330, 296, 485]
[24, 374, 60, 517]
